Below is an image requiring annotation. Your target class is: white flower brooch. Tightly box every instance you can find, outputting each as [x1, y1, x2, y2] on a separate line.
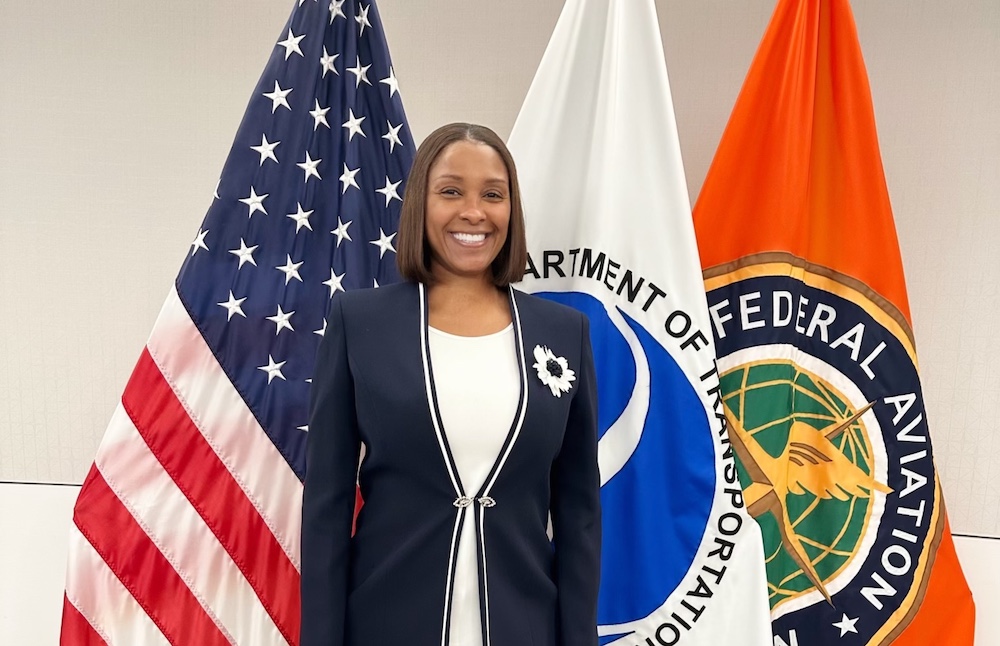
[532, 345, 576, 398]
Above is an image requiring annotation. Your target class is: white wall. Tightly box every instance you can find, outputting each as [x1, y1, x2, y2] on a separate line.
[1, 483, 79, 644]
[1, 0, 997, 641]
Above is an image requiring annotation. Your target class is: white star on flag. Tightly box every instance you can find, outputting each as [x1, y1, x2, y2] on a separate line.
[356, 3, 372, 36]
[239, 187, 268, 217]
[276, 254, 304, 284]
[369, 228, 396, 258]
[310, 100, 331, 130]
[347, 56, 372, 88]
[379, 67, 400, 98]
[833, 614, 859, 637]
[342, 108, 367, 141]
[331, 217, 353, 246]
[329, 0, 346, 23]
[257, 354, 286, 384]
[376, 176, 402, 206]
[228, 238, 259, 268]
[263, 81, 292, 112]
[340, 163, 361, 193]
[382, 121, 403, 152]
[320, 47, 339, 77]
[266, 306, 296, 335]
[286, 203, 314, 232]
[250, 134, 280, 165]
[190, 228, 209, 256]
[314, 319, 328, 337]
[322, 269, 346, 297]
[216, 291, 247, 321]
[277, 28, 305, 59]
[298, 152, 322, 182]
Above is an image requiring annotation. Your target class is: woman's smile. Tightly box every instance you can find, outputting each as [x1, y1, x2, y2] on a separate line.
[450, 231, 488, 245]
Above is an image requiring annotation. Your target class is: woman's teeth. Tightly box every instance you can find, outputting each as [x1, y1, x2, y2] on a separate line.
[452, 232, 486, 243]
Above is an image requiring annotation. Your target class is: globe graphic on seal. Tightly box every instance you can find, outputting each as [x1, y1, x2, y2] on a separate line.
[719, 361, 884, 609]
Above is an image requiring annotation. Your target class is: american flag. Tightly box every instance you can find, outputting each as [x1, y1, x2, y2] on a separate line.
[60, 1, 414, 643]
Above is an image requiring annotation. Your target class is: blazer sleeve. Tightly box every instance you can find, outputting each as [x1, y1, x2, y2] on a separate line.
[300, 296, 360, 646]
[551, 313, 602, 646]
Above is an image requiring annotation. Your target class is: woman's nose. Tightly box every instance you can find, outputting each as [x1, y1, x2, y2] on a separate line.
[460, 201, 486, 221]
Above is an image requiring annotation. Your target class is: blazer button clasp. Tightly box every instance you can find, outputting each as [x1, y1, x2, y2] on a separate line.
[453, 495, 497, 508]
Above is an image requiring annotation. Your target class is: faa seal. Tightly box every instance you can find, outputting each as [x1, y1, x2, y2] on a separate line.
[705, 254, 944, 646]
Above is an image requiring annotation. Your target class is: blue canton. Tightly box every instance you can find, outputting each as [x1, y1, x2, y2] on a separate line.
[175, 0, 415, 480]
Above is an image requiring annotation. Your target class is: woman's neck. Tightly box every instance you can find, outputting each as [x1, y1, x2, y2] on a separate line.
[426, 277, 512, 337]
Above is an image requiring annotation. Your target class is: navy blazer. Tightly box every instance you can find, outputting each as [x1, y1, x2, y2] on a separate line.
[301, 281, 600, 646]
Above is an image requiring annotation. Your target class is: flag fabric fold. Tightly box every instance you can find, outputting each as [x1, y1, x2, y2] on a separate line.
[693, 0, 975, 644]
[508, 0, 772, 644]
[60, 1, 414, 643]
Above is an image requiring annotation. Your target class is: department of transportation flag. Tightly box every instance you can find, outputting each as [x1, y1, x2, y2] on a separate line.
[692, 0, 975, 644]
[59, 1, 414, 643]
[507, 0, 772, 643]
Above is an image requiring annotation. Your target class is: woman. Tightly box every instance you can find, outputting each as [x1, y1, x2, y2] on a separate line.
[301, 123, 600, 646]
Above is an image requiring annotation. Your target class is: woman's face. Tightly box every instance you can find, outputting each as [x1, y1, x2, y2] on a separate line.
[424, 140, 511, 284]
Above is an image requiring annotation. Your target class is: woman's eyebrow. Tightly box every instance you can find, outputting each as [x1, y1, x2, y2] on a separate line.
[430, 174, 507, 185]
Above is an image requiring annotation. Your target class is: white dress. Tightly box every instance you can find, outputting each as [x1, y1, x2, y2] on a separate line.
[428, 324, 519, 646]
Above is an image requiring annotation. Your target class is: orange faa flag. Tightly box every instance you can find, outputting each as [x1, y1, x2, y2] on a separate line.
[692, 1, 976, 645]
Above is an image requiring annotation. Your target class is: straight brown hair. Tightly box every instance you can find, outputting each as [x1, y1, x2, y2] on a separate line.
[396, 123, 527, 286]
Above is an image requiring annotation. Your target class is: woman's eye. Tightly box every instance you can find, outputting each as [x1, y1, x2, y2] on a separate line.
[441, 188, 459, 196]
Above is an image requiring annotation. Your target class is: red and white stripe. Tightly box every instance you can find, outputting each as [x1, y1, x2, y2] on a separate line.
[62, 287, 303, 645]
